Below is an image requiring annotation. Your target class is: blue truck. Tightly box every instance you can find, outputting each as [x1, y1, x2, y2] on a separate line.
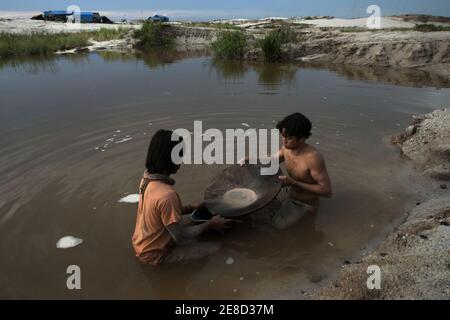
[148, 14, 169, 22]
[32, 10, 113, 24]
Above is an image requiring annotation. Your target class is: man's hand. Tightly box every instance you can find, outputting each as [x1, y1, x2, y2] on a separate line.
[278, 175, 297, 187]
[207, 215, 234, 232]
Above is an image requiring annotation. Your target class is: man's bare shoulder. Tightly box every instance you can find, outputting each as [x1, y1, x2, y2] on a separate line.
[305, 145, 325, 164]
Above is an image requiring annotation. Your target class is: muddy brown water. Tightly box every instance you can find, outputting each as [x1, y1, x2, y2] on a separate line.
[1, 50, 450, 299]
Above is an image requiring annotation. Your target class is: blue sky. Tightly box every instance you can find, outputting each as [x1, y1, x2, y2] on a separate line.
[1, 0, 449, 20]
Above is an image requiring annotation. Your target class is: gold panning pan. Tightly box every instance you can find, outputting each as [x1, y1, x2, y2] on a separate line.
[203, 164, 282, 217]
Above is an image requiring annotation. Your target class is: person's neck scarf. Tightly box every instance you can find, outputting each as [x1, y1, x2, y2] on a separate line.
[143, 171, 175, 185]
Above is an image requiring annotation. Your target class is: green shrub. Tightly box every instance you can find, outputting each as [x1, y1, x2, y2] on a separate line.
[134, 21, 174, 48]
[258, 27, 297, 62]
[277, 26, 298, 43]
[211, 31, 247, 60]
[414, 24, 450, 32]
[258, 32, 282, 62]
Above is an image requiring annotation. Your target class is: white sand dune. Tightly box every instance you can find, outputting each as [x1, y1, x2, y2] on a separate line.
[293, 17, 417, 29]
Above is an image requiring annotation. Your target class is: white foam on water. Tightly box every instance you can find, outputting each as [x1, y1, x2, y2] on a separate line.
[241, 123, 250, 127]
[56, 236, 83, 249]
[115, 137, 133, 144]
[118, 194, 140, 204]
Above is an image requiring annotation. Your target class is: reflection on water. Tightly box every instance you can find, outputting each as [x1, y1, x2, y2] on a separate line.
[210, 58, 298, 91]
[305, 62, 450, 89]
[210, 57, 450, 90]
[2, 49, 450, 89]
[0, 55, 62, 74]
[1, 49, 450, 299]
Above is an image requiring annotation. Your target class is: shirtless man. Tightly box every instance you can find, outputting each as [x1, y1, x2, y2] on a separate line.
[242, 113, 332, 229]
[276, 113, 332, 205]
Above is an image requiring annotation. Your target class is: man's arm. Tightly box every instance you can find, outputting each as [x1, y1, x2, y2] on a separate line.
[166, 221, 210, 244]
[279, 152, 332, 198]
[166, 215, 233, 244]
[239, 149, 285, 165]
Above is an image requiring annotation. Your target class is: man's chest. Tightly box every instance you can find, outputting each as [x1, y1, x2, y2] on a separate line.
[284, 153, 311, 180]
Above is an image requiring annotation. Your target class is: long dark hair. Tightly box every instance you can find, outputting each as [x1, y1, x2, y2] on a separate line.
[146, 129, 183, 175]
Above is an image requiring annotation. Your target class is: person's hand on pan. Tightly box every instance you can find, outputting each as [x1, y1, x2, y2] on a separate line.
[207, 215, 234, 232]
[278, 175, 296, 187]
[238, 156, 260, 166]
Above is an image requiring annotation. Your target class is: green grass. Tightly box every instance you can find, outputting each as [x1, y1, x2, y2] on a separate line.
[0, 28, 130, 58]
[0, 32, 89, 57]
[211, 30, 247, 60]
[258, 26, 297, 62]
[414, 23, 450, 32]
[89, 27, 130, 41]
[133, 21, 175, 48]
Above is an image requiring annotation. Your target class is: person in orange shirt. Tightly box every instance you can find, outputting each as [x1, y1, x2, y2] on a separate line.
[132, 129, 233, 266]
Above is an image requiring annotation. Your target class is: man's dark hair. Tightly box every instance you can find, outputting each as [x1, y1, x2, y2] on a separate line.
[146, 129, 183, 175]
[276, 113, 312, 139]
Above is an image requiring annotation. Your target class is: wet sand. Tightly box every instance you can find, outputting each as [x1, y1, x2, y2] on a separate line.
[1, 51, 450, 299]
[313, 109, 450, 299]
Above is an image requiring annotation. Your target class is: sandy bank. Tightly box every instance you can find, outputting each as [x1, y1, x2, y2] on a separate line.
[312, 109, 450, 299]
[168, 22, 450, 78]
[289, 30, 450, 78]
[169, 24, 450, 78]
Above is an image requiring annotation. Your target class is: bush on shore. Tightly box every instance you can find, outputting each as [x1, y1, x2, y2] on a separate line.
[134, 21, 175, 48]
[211, 30, 247, 60]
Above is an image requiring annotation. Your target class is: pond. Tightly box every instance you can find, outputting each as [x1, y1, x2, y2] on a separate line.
[1, 50, 449, 298]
